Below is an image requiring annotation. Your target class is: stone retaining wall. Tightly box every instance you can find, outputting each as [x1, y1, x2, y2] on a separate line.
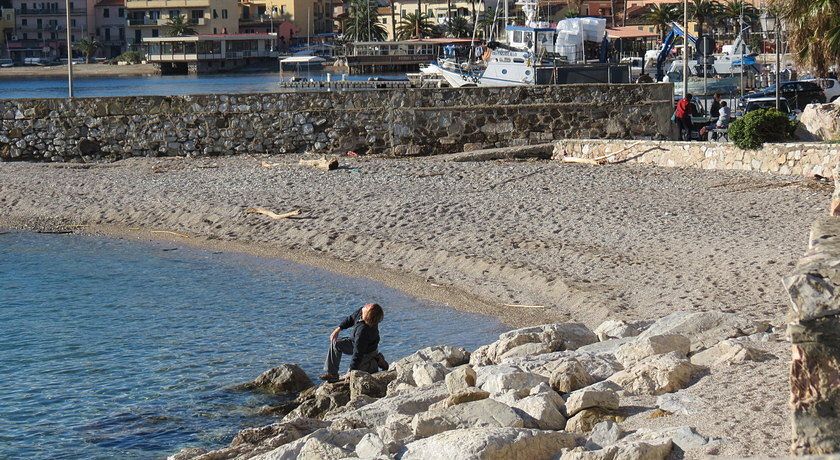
[553, 139, 840, 178]
[0, 84, 673, 162]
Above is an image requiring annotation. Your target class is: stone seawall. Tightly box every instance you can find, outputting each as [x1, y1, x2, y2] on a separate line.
[0, 84, 672, 162]
[554, 139, 840, 178]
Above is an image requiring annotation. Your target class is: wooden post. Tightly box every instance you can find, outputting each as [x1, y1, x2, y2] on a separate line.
[784, 216, 840, 455]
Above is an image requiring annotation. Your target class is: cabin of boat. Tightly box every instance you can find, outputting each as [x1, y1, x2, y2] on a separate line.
[344, 38, 477, 74]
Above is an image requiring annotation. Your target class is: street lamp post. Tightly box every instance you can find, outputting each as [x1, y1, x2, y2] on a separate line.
[65, 0, 73, 99]
[761, 11, 781, 110]
[682, 0, 688, 99]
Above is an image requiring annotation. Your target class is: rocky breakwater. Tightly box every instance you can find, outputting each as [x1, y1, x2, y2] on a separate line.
[169, 307, 781, 460]
[0, 84, 672, 162]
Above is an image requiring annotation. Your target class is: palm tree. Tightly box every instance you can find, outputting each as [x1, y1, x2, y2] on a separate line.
[74, 37, 101, 63]
[776, 0, 840, 76]
[478, 6, 496, 39]
[166, 14, 197, 37]
[689, 0, 721, 44]
[342, 0, 387, 41]
[397, 12, 436, 39]
[645, 4, 680, 41]
[447, 15, 472, 38]
[718, 0, 757, 38]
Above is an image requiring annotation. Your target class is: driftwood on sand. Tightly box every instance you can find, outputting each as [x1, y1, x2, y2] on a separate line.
[246, 207, 302, 220]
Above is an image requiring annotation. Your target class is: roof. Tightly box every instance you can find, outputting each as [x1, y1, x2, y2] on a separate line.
[96, 0, 125, 6]
[353, 38, 478, 45]
[376, 6, 392, 14]
[142, 33, 276, 42]
[606, 26, 658, 39]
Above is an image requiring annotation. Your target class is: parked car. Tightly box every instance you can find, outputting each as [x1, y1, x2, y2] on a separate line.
[741, 96, 797, 121]
[0, 58, 13, 68]
[741, 80, 826, 110]
[802, 78, 840, 102]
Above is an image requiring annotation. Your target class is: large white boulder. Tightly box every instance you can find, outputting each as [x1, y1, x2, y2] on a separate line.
[549, 358, 595, 393]
[502, 352, 622, 382]
[330, 381, 448, 427]
[560, 439, 672, 460]
[375, 413, 415, 454]
[252, 428, 371, 460]
[655, 391, 709, 415]
[297, 436, 353, 460]
[354, 432, 389, 458]
[476, 364, 549, 397]
[510, 384, 567, 430]
[564, 388, 620, 417]
[594, 320, 643, 341]
[608, 352, 699, 396]
[445, 365, 477, 394]
[799, 100, 840, 140]
[402, 427, 577, 460]
[476, 323, 598, 365]
[636, 311, 756, 352]
[584, 420, 624, 450]
[690, 339, 774, 367]
[413, 362, 450, 388]
[622, 426, 713, 453]
[411, 398, 526, 438]
[247, 364, 314, 395]
[394, 346, 471, 368]
[614, 334, 691, 368]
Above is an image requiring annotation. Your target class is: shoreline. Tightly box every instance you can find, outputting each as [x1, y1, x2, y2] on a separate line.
[0, 155, 828, 330]
[0, 63, 159, 79]
[0, 220, 514, 327]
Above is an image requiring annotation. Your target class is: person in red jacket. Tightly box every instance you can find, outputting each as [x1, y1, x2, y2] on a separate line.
[675, 93, 695, 141]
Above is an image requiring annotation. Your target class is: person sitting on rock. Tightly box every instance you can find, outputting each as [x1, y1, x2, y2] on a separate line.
[320, 303, 388, 382]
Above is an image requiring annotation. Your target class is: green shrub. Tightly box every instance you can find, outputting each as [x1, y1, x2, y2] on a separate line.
[728, 108, 798, 150]
[112, 51, 145, 64]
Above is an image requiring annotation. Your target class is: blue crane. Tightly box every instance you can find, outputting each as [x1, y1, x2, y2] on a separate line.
[654, 22, 698, 81]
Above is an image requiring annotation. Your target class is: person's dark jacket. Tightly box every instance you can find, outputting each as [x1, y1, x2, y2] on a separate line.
[338, 308, 380, 370]
[710, 99, 721, 118]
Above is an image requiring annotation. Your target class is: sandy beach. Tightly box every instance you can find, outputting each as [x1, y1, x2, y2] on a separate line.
[0, 63, 158, 79]
[0, 154, 828, 457]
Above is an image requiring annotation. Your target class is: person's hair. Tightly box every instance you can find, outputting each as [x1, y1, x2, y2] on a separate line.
[366, 303, 384, 325]
[720, 101, 727, 107]
[686, 93, 693, 100]
[714, 92, 721, 99]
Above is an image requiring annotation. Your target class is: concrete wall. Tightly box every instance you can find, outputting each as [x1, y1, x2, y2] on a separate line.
[554, 139, 840, 178]
[0, 84, 673, 162]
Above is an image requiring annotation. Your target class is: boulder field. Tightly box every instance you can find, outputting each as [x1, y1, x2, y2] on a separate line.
[169, 310, 777, 460]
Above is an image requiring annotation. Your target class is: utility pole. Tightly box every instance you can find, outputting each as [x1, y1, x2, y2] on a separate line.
[65, 0, 73, 99]
[775, 18, 780, 110]
[682, 0, 688, 99]
[416, 0, 421, 38]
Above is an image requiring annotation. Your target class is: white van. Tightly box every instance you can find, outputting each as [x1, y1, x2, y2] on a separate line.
[803, 78, 840, 102]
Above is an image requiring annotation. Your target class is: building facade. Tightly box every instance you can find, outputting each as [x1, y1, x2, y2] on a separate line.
[94, 0, 125, 57]
[125, 0, 239, 46]
[250, 0, 331, 37]
[7, 0, 96, 63]
[0, 7, 15, 58]
[376, 0, 484, 41]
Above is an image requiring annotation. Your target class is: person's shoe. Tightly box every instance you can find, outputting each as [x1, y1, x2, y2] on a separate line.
[319, 373, 339, 382]
[375, 354, 389, 371]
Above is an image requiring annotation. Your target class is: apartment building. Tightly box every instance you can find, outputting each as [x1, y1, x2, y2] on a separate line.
[1, 7, 14, 57]
[94, 0, 125, 57]
[251, 0, 331, 36]
[7, 0, 95, 62]
[376, 0, 484, 41]
[125, 0, 239, 45]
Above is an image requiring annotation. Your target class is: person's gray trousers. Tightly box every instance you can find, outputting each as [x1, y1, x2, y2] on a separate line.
[324, 337, 378, 375]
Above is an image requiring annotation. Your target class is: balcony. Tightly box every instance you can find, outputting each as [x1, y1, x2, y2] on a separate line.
[15, 8, 87, 15]
[125, 0, 209, 9]
[127, 17, 205, 26]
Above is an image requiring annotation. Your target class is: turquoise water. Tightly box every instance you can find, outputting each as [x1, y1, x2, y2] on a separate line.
[0, 232, 504, 459]
[0, 71, 406, 99]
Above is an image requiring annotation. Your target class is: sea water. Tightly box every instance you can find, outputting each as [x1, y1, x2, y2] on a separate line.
[0, 71, 407, 99]
[0, 232, 505, 459]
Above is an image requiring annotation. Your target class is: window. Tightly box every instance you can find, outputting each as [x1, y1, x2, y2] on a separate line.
[22, 33, 28, 39]
[71, 19, 76, 27]
[221, 9, 227, 18]
[191, 10, 202, 20]
[119, 27, 124, 39]
[103, 8, 109, 17]
[96, 27, 100, 36]
[36, 18, 42, 27]
[513, 30, 522, 42]
[168, 10, 180, 19]
[151, 28, 158, 37]
[69, 2, 73, 9]
[104, 28, 110, 40]
[212, 9, 217, 18]
[50, 32, 55, 39]
[37, 32, 42, 39]
[213, 27, 217, 33]
[21, 19, 27, 26]
[118, 8, 124, 17]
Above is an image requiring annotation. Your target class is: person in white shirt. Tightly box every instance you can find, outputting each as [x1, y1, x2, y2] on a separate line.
[700, 101, 731, 139]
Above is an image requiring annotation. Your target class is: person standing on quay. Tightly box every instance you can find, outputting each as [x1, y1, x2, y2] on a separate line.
[675, 93, 695, 141]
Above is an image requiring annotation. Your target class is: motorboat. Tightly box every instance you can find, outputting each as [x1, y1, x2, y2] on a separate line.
[279, 55, 326, 71]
